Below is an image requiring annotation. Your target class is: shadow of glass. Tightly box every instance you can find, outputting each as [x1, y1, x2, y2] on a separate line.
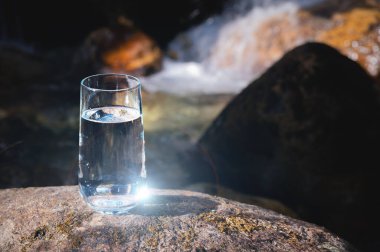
[130, 195, 218, 216]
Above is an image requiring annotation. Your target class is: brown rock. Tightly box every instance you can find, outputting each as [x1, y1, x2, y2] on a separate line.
[75, 17, 162, 76]
[0, 186, 355, 251]
[199, 42, 380, 251]
[251, 10, 326, 71]
[317, 7, 380, 76]
[102, 31, 161, 74]
[223, 0, 380, 77]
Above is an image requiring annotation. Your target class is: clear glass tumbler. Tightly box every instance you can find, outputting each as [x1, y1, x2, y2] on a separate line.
[79, 74, 146, 214]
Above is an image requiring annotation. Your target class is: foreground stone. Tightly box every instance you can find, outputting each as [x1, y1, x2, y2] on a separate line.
[0, 186, 354, 251]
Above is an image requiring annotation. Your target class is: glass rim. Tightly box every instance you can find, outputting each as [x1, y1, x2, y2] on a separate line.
[80, 73, 141, 92]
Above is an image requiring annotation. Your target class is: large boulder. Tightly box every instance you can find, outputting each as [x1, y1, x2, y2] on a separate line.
[198, 42, 380, 250]
[0, 186, 355, 251]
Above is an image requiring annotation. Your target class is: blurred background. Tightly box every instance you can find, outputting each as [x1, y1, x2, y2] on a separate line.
[1, 0, 380, 250]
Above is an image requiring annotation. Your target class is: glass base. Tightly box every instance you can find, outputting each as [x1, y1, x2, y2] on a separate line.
[80, 192, 138, 215]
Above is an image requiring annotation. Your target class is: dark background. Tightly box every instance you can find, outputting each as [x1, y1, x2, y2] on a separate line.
[0, 0, 226, 49]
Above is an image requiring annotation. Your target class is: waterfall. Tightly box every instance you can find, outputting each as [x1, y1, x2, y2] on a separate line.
[143, 0, 323, 95]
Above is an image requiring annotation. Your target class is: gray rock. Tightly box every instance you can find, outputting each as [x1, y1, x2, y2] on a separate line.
[0, 186, 355, 251]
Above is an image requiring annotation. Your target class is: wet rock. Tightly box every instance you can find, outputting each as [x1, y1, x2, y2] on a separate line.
[216, 0, 380, 78]
[74, 17, 162, 76]
[199, 42, 380, 250]
[251, 9, 327, 72]
[0, 186, 355, 251]
[316, 7, 380, 76]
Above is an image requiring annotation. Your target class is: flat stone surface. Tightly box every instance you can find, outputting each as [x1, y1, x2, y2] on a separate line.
[0, 186, 354, 251]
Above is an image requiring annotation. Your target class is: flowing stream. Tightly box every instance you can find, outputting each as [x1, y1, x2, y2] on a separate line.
[144, 0, 322, 95]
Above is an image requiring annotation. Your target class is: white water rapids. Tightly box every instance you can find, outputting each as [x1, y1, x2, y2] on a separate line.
[143, 0, 322, 95]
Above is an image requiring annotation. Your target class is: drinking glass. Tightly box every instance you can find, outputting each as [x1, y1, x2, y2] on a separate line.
[79, 73, 146, 214]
